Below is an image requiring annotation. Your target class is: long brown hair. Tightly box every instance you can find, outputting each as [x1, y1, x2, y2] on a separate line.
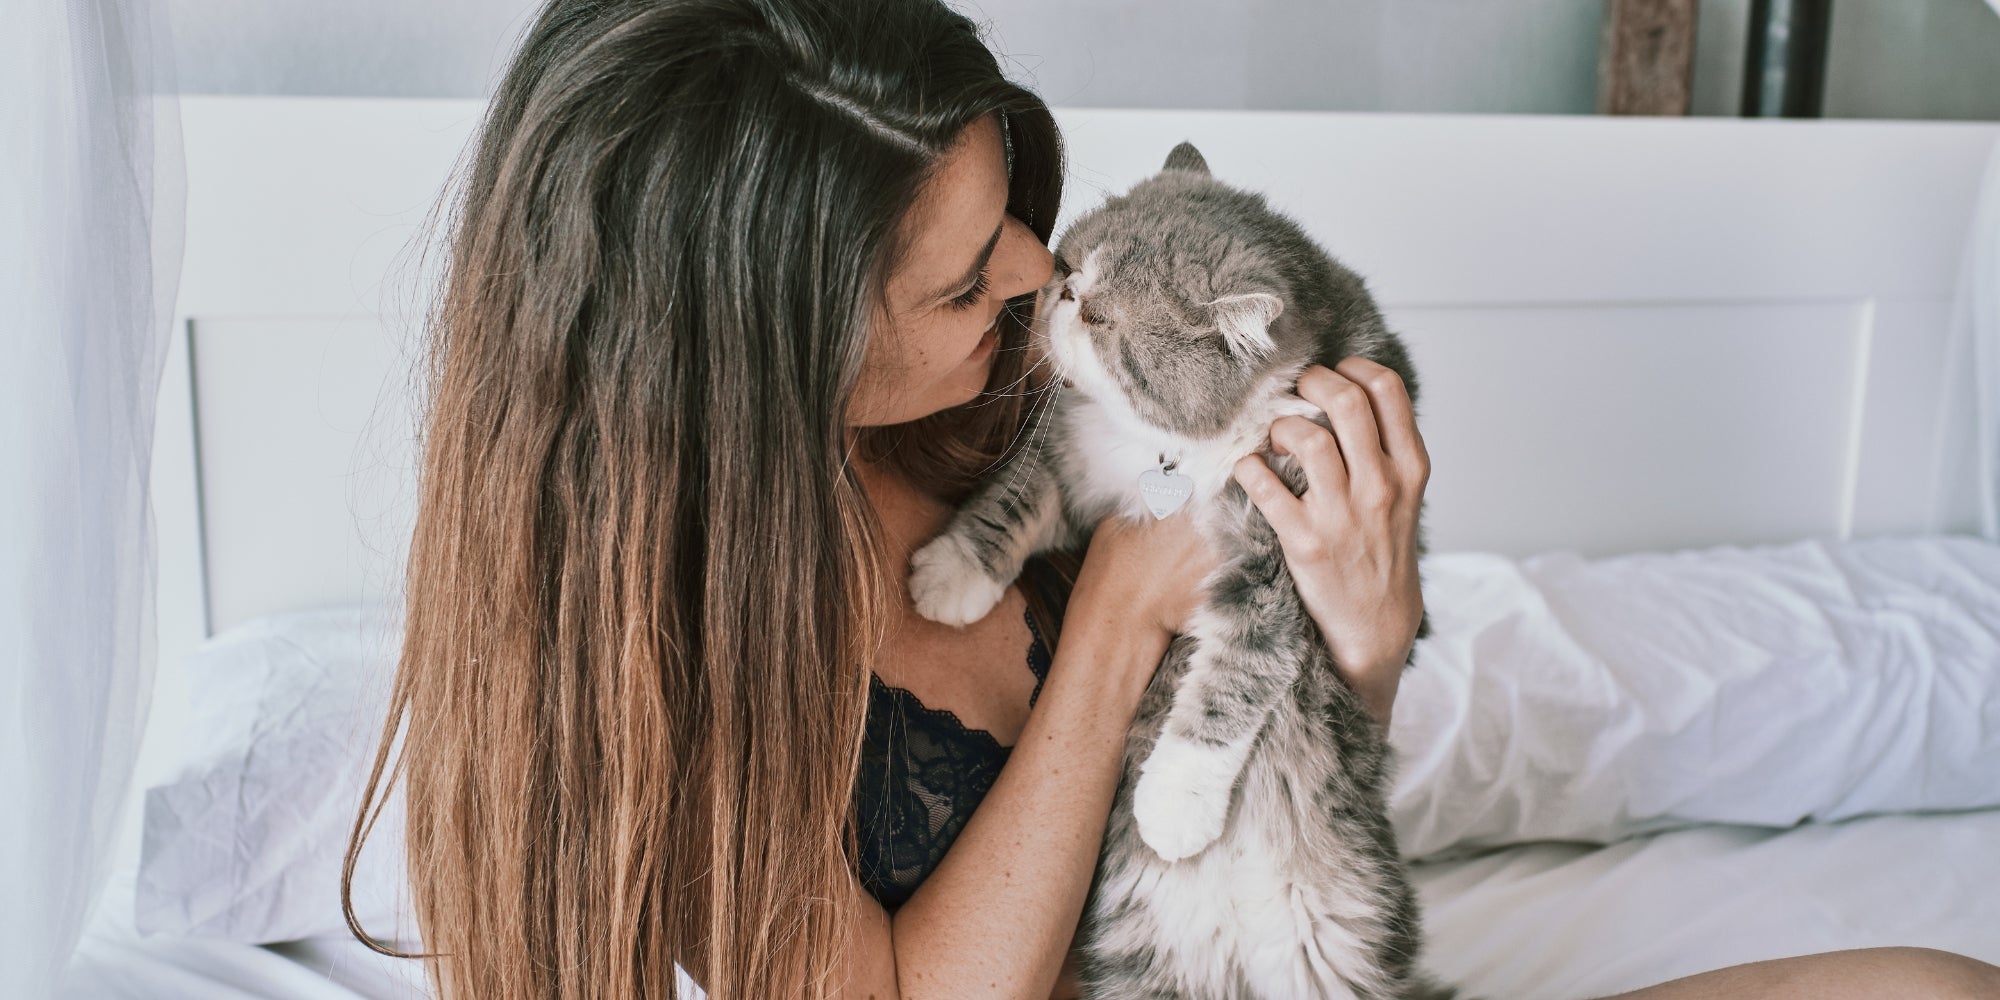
[341, 1, 1065, 996]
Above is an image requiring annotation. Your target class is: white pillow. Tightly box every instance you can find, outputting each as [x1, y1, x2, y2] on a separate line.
[136, 607, 415, 946]
[1386, 534, 2000, 861]
[136, 534, 2000, 942]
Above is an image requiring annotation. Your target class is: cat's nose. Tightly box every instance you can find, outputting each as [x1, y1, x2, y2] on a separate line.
[1058, 284, 1074, 302]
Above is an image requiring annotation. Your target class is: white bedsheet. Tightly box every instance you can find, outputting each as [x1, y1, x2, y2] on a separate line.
[1416, 807, 2000, 999]
[64, 806, 2000, 999]
[63, 870, 427, 1000]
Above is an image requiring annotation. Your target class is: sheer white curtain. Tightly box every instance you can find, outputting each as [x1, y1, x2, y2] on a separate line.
[0, 1, 182, 997]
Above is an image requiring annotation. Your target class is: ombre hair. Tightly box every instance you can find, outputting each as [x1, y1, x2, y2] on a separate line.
[341, 0, 1065, 996]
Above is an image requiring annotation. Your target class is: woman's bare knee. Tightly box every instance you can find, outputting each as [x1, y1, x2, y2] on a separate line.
[1888, 946, 2000, 998]
[1591, 946, 2000, 999]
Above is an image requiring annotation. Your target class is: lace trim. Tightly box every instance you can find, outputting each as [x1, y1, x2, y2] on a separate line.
[854, 601, 1054, 909]
[866, 674, 1004, 753]
[866, 606, 1053, 745]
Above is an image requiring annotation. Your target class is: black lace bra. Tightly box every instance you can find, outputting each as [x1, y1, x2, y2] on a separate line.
[853, 559, 1069, 911]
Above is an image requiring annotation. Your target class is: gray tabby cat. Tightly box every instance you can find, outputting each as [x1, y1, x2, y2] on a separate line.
[906, 143, 1459, 999]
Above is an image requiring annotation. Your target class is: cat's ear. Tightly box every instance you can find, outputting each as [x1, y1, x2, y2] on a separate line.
[1163, 141, 1210, 176]
[1210, 292, 1284, 359]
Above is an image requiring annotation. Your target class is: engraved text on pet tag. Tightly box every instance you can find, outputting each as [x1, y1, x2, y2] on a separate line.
[1138, 459, 1195, 520]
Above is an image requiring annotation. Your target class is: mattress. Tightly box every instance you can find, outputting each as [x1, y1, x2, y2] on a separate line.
[64, 805, 2000, 999]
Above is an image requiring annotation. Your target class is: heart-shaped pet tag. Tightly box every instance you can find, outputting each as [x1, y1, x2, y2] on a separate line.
[1138, 464, 1195, 520]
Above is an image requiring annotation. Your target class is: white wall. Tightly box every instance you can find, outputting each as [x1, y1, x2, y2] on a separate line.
[165, 0, 2000, 121]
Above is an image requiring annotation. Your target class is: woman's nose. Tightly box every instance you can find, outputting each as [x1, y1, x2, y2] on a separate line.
[995, 215, 1054, 298]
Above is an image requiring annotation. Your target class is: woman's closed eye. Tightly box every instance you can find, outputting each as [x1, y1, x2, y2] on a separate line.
[948, 266, 991, 310]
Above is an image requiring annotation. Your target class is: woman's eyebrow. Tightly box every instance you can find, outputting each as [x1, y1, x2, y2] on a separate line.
[929, 221, 1004, 301]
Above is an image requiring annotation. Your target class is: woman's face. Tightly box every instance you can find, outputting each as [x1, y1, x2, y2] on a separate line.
[847, 114, 1055, 428]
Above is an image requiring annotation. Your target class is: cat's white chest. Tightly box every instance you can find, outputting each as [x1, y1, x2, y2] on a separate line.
[1056, 395, 1268, 524]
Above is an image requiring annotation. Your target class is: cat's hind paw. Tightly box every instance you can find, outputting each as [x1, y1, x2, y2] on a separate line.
[1131, 735, 1241, 862]
[908, 532, 1008, 627]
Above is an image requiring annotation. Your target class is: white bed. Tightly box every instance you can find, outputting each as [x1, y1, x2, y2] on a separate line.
[64, 813, 2000, 1000]
[69, 96, 2000, 999]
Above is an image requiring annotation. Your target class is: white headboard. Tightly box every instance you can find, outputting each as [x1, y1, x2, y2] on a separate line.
[155, 96, 2000, 672]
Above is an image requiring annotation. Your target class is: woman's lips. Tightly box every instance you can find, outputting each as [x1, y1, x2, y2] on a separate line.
[970, 314, 1001, 357]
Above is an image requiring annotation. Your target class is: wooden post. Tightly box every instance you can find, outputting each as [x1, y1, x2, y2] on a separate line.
[1598, 0, 1699, 116]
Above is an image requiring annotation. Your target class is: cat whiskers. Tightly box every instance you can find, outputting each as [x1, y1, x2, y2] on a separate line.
[975, 373, 1061, 481]
[986, 378, 1063, 498]
[969, 297, 1054, 399]
[968, 352, 1054, 407]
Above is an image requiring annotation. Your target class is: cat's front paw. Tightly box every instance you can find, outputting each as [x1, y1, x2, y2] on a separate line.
[908, 532, 1008, 627]
[1131, 735, 1242, 862]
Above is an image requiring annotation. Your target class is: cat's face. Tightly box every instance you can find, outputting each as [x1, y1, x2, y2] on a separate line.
[1035, 145, 1301, 440]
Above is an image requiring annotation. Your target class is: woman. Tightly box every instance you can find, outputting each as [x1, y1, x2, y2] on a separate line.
[344, 1, 2000, 997]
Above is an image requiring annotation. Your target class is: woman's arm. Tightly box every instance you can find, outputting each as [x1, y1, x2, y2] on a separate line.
[834, 515, 1214, 1000]
[891, 600, 1165, 999]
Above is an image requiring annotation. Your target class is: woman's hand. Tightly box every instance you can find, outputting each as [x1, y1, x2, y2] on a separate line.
[1072, 507, 1220, 643]
[1231, 357, 1430, 732]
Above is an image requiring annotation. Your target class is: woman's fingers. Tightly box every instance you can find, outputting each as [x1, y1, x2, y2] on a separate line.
[1331, 356, 1429, 493]
[1246, 358, 1429, 546]
[1267, 414, 1349, 496]
[1231, 452, 1312, 542]
[1293, 364, 1390, 509]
